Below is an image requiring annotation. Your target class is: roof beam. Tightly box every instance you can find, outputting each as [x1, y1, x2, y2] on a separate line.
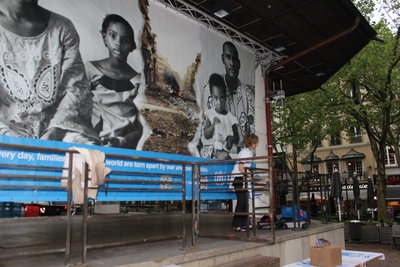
[155, 0, 281, 62]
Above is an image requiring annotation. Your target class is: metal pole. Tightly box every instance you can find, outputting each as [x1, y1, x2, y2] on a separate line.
[245, 170, 250, 238]
[251, 170, 256, 236]
[197, 165, 201, 238]
[64, 152, 73, 266]
[182, 163, 186, 249]
[82, 162, 89, 263]
[191, 163, 196, 247]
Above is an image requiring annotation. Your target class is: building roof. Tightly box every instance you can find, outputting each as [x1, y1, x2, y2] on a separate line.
[163, 0, 377, 96]
[341, 149, 366, 160]
[301, 155, 322, 164]
[386, 186, 400, 200]
[325, 151, 340, 162]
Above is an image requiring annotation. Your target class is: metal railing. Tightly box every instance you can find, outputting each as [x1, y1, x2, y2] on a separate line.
[0, 143, 190, 265]
[194, 156, 274, 244]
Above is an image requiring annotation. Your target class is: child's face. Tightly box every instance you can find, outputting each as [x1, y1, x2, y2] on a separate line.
[103, 22, 134, 61]
[211, 86, 227, 114]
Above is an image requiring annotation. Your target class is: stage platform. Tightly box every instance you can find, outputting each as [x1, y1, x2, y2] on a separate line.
[0, 214, 344, 266]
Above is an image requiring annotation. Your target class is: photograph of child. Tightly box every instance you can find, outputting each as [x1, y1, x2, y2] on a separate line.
[199, 73, 239, 160]
[86, 14, 143, 149]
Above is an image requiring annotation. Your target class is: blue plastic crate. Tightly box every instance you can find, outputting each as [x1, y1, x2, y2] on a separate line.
[0, 202, 12, 208]
[12, 206, 22, 212]
[1, 206, 11, 212]
[11, 211, 22, 217]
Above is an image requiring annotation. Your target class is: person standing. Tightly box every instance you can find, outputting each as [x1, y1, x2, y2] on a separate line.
[0, 0, 98, 143]
[231, 133, 259, 231]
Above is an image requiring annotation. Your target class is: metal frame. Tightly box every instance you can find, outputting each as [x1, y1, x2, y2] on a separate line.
[194, 156, 274, 243]
[0, 143, 190, 265]
[154, 0, 280, 61]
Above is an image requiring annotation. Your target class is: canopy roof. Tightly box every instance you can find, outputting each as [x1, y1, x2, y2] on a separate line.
[341, 149, 366, 160]
[325, 151, 340, 162]
[161, 0, 377, 96]
[301, 155, 322, 164]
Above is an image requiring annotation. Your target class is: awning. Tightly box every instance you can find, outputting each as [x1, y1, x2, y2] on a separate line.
[325, 151, 340, 162]
[386, 186, 400, 201]
[341, 149, 366, 160]
[168, 0, 377, 96]
[301, 155, 322, 164]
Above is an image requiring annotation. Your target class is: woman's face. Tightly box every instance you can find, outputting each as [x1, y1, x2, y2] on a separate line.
[103, 22, 134, 61]
[250, 142, 258, 149]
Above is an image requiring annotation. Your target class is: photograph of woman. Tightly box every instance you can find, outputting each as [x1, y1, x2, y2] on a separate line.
[86, 14, 143, 149]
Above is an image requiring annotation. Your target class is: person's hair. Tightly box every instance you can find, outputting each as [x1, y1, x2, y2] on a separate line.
[102, 14, 136, 50]
[208, 73, 226, 96]
[244, 134, 259, 148]
[222, 41, 238, 56]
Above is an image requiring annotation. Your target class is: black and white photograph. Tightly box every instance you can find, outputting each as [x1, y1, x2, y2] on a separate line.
[0, 0, 256, 157]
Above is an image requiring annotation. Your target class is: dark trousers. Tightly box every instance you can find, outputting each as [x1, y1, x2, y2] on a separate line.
[232, 180, 248, 228]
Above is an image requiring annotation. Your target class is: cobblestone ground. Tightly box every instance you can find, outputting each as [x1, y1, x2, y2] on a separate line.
[345, 242, 400, 266]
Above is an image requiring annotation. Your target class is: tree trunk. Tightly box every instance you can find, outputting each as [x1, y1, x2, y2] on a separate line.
[368, 136, 388, 222]
[292, 145, 298, 173]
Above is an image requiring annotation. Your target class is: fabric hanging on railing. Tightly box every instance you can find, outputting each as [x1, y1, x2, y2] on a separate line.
[62, 147, 111, 204]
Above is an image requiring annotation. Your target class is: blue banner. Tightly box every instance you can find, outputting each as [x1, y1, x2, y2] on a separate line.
[0, 135, 235, 202]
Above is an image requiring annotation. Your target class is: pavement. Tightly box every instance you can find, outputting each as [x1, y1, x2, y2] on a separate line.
[0, 213, 398, 267]
[345, 242, 400, 266]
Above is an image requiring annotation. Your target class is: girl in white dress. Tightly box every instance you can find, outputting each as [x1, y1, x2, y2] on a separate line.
[86, 14, 142, 149]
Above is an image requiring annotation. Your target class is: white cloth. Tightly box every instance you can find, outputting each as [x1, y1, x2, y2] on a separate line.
[62, 147, 111, 204]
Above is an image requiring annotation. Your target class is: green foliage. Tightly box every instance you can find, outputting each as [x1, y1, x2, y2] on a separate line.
[272, 0, 400, 222]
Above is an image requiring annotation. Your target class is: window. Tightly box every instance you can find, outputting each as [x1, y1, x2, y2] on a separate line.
[312, 164, 319, 174]
[346, 160, 363, 177]
[303, 163, 320, 174]
[330, 134, 341, 146]
[326, 161, 339, 175]
[385, 146, 397, 166]
[349, 126, 362, 143]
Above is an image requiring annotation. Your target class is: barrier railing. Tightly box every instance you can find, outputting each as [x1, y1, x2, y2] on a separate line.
[0, 143, 191, 265]
[194, 156, 275, 244]
[0, 142, 277, 264]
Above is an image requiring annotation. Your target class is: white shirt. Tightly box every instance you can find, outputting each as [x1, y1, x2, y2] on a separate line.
[231, 147, 253, 177]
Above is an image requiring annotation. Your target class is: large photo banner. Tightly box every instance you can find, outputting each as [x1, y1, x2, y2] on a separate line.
[0, 0, 255, 159]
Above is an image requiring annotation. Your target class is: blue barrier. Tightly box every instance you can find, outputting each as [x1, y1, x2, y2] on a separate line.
[0, 135, 235, 202]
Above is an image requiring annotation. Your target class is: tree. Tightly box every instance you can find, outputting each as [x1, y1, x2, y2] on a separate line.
[272, 90, 343, 173]
[273, 0, 400, 223]
[320, 0, 400, 222]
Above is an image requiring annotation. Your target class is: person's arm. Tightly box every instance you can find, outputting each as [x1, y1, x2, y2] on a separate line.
[225, 123, 239, 150]
[238, 162, 246, 174]
[121, 117, 143, 149]
[203, 114, 220, 139]
[43, 17, 97, 142]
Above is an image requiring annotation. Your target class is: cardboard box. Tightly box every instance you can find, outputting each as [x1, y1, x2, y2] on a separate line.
[310, 245, 342, 267]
